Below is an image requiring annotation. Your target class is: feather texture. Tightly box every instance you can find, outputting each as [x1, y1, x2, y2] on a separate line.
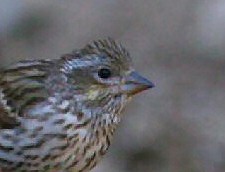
[0, 38, 153, 172]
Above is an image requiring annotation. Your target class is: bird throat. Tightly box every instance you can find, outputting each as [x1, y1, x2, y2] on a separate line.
[47, 92, 128, 170]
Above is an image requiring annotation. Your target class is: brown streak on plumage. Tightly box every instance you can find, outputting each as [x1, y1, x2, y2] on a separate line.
[0, 38, 150, 171]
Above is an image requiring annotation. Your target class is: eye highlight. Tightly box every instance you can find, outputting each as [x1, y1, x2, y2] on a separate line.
[98, 68, 112, 79]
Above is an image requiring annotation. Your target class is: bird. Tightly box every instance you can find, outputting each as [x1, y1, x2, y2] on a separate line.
[0, 38, 154, 172]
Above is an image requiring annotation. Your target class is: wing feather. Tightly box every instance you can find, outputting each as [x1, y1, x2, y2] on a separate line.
[0, 60, 53, 128]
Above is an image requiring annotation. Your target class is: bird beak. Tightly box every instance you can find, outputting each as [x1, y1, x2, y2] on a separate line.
[121, 71, 155, 96]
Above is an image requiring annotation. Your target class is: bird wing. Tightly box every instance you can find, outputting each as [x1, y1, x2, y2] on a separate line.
[0, 60, 52, 128]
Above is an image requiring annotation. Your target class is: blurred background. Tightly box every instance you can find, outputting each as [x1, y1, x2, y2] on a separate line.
[0, 0, 225, 171]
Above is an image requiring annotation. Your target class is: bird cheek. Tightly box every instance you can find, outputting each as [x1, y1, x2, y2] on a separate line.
[87, 89, 100, 100]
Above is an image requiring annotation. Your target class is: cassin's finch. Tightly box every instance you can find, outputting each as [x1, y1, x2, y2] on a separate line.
[0, 38, 154, 172]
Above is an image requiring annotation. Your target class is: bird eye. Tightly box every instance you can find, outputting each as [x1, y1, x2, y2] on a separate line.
[98, 68, 112, 79]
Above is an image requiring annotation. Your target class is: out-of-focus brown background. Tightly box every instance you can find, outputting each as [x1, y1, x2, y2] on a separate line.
[1, 1, 225, 171]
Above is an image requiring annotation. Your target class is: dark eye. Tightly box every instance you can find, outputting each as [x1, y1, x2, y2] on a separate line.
[98, 68, 112, 79]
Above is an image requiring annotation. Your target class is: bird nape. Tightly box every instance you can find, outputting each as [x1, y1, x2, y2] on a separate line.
[0, 38, 154, 172]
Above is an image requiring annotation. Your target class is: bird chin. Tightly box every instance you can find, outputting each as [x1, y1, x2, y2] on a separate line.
[110, 85, 139, 99]
[116, 93, 132, 104]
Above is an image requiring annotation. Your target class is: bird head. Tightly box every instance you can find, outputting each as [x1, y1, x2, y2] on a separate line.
[58, 38, 154, 113]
